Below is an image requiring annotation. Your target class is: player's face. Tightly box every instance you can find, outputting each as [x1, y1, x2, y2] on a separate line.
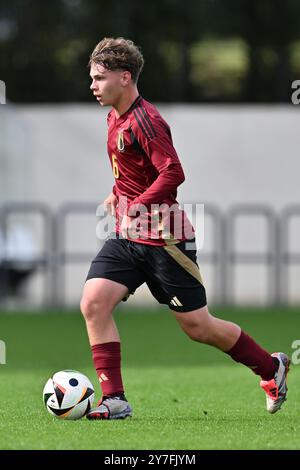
[90, 63, 126, 107]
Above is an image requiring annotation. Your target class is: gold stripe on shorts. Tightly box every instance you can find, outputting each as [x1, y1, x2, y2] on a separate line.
[163, 244, 204, 285]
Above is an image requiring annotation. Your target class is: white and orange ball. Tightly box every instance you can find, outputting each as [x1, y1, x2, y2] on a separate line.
[43, 370, 94, 420]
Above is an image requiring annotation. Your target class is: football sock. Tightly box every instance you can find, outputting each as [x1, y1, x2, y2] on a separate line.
[226, 331, 277, 380]
[91, 342, 124, 397]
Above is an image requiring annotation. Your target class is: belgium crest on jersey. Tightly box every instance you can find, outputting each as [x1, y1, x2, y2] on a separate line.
[117, 131, 125, 151]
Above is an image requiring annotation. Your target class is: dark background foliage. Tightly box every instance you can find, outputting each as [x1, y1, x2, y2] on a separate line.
[1, 0, 300, 102]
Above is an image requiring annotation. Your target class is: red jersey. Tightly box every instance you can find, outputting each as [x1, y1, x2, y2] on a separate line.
[106, 96, 194, 246]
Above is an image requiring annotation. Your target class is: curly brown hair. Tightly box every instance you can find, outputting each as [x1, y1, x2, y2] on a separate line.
[89, 37, 144, 83]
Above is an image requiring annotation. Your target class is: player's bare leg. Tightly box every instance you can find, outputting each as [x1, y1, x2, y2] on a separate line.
[80, 278, 132, 419]
[172, 305, 289, 413]
[80, 278, 127, 345]
[172, 305, 240, 351]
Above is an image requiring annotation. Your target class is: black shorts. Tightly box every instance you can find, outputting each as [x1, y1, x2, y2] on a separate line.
[86, 237, 207, 312]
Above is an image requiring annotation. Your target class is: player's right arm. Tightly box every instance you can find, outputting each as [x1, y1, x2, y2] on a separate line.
[129, 112, 185, 211]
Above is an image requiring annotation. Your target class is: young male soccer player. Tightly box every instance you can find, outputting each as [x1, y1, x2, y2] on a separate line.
[81, 37, 290, 420]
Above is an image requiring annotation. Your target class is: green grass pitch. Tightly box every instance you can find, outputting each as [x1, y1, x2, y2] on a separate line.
[0, 306, 299, 450]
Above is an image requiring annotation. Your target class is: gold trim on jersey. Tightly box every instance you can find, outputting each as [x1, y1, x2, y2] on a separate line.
[117, 131, 125, 151]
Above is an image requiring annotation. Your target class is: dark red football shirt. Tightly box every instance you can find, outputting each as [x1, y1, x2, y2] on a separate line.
[106, 96, 194, 246]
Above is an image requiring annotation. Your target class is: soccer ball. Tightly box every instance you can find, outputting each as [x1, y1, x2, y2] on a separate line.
[43, 370, 94, 420]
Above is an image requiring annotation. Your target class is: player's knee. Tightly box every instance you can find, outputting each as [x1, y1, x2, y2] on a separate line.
[80, 295, 110, 321]
[185, 327, 210, 344]
[80, 296, 95, 320]
[181, 316, 213, 344]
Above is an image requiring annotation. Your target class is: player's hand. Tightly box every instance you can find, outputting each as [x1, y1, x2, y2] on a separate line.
[120, 214, 134, 239]
[104, 192, 117, 217]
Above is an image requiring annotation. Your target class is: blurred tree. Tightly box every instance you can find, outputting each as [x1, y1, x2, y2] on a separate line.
[0, 0, 300, 102]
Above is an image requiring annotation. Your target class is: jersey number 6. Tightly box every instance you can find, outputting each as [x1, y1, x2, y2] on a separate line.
[112, 154, 120, 179]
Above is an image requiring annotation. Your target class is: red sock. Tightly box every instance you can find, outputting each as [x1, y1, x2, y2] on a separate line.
[91, 342, 124, 397]
[226, 331, 277, 380]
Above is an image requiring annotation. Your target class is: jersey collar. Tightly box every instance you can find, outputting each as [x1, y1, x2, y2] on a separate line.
[116, 95, 142, 121]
